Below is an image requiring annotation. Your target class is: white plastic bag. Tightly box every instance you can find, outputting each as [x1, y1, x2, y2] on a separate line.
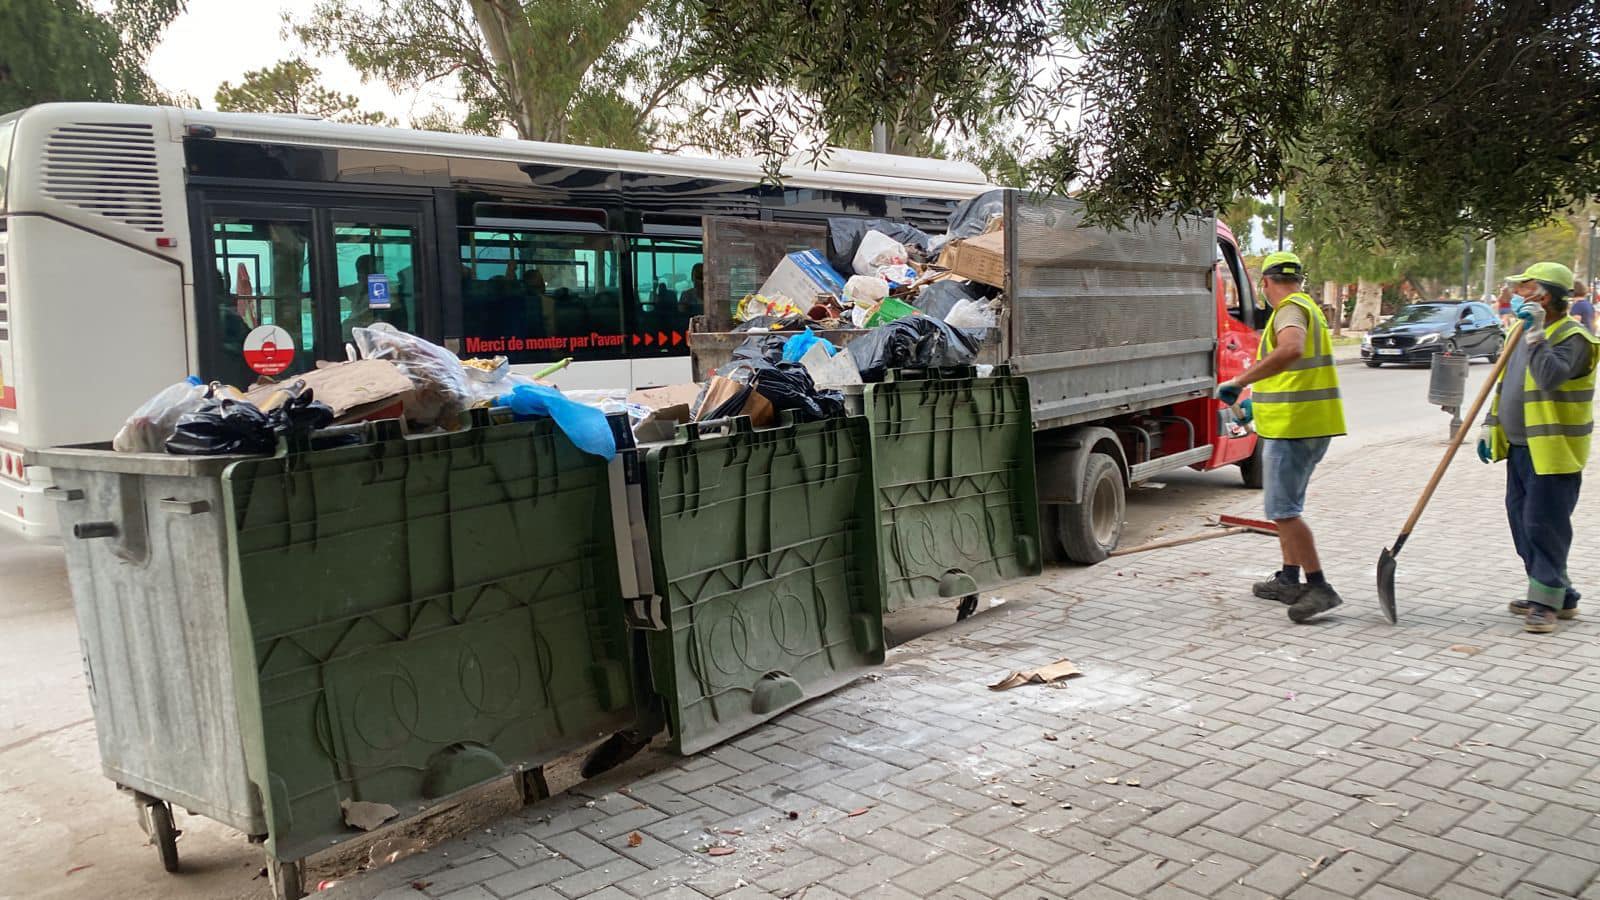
[852, 230, 909, 275]
[353, 323, 474, 427]
[876, 264, 919, 289]
[113, 378, 210, 452]
[944, 298, 998, 330]
[844, 275, 890, 306]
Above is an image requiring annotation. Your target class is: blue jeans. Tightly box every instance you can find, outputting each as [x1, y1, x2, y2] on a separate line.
[1506, 443, 1582, 609]
[1262, 437, 1332, 520]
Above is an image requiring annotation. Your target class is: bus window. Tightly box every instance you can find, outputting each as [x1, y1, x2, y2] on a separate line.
[211, 216, 314, 382]
[630, 236, 702, 347]
[459, 229, 625, 362]
[335, 222, 419, 343]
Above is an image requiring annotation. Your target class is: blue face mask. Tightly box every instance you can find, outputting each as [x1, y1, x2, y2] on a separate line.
[1511, 294, 1531, 316]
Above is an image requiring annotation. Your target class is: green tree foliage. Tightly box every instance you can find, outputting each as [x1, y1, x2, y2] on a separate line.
[688, 0, 1062, 175]
[688, 0, 1600, 249]
[293, 0, 697, 147]
[215, 58, 394, 126]
[0, 0, 185, 112]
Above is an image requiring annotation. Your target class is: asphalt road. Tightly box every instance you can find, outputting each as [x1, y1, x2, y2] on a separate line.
[0, 358, 1488, 900]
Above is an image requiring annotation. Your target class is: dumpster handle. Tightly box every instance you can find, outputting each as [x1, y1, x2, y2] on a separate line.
[683, 416, 757, 439]
[44, 487, 84, 502]
[158, 498, 211, 516]
[73, 522, 118, 540]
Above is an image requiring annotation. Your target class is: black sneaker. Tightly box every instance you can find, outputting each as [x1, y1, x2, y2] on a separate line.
[1288, 584, 1343, 623]
[1253, 572, 1308, 605]
[1524, 604, 1560, 634]
[1507, 600, 1577, 620]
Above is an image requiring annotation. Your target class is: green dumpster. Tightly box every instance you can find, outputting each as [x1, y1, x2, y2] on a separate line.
[861, 369, 1042, 613]
[222, 414, 634, 872]
[641, 416, 884, 754]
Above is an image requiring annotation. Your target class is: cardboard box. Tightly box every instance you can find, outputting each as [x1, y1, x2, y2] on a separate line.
[937, 230, 1005, 288]
[758, 250, 846, 304]
[246, 358, 412, 420]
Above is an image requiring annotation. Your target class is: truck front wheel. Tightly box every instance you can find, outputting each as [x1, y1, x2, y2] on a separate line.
[1056, 452, 1125, 563]
[1238, 440, 1265, 489]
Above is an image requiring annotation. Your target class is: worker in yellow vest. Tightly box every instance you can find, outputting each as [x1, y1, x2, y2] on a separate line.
[1476, 262, 1599, 634]
[1217, 251, 1347, 623]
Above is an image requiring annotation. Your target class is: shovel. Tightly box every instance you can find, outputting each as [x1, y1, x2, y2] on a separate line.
[1377, 320, 1523, 623]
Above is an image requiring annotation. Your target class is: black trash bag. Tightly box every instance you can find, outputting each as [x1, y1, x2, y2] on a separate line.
[270, 388, 337, 442]
[166, 385, 337, 456]
[717, 340, 845, 422]
[827, 218, 935, 273]
[733, 314, 809, 333]
[848, 316, 982, 382]
[753, 361, 846, 422]
[913, 279, 983, 321]
[166, 399, 276, 455]
[726, 333, 790, 368]
[947, 189, 1007, 240]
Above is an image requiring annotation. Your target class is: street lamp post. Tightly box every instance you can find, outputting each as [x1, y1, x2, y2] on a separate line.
[1589, 216, 1598, 288]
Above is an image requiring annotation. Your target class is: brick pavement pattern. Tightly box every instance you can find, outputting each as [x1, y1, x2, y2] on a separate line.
[331, 436, 1600, 900]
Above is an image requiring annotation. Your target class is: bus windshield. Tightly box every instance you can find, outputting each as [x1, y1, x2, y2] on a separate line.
[0, 117, 16, 212]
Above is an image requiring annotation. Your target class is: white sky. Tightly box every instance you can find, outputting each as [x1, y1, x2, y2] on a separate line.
[144, 0, 456, 122]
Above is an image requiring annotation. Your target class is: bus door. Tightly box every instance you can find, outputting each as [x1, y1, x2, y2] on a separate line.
[193, 190, 436, 386]
[627, 226, 702, 388]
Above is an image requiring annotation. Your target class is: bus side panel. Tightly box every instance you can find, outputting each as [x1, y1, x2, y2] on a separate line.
[11, 216, 189, 450]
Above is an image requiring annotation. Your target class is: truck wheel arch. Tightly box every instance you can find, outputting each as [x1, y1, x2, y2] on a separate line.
[1035, 426, 1130, 505]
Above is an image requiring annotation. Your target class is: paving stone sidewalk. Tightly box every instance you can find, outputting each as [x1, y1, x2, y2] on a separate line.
[331, 435, 1600, 900]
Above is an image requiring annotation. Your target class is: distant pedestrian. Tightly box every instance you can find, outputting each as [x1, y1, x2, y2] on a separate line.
[1477, 262, 1599, 633]
[1571, 280, 1594, 333]
[1215, 251, 1347, 623]
[1496, 284, 1516, 328]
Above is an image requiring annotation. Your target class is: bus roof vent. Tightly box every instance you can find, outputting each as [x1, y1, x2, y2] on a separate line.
[42, 122, 165, 233]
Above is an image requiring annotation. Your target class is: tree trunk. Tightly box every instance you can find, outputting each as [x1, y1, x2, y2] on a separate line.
[1324, 280, 1342, 334]
[1350, 279, 1382, 331]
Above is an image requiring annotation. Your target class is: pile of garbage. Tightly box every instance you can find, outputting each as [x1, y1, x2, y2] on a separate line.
[620, 189, 1007, 440]
[112, 323, 618, 460]
[733, 188, 1006, 337]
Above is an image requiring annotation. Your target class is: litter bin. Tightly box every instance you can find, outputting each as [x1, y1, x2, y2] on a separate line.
[34, 411, 636, 898]
[859, 368, 1042, 618]
[31, 448, 260, 875]
[637, 414, 884, 755]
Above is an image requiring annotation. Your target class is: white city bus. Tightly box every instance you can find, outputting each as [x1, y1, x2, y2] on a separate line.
[0, 103, 990, 537]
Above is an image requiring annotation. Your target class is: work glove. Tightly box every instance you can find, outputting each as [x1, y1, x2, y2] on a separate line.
[1514, 297, 1546, 341]
[1215, 381, 1243, 406]
[1236, 398, 1254, 425]
[1476, 425, 1492, 464]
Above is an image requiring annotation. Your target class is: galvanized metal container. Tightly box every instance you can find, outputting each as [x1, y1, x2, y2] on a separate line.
[1429, 350, 1470, 408]
[30, 444, 266, 834]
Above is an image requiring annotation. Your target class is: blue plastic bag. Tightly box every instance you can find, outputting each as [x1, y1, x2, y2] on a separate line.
[497, 384, 617, 461]
[781, 327, 838, 363]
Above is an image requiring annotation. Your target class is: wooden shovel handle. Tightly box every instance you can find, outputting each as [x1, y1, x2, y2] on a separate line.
[1397, 321, 1524, 538]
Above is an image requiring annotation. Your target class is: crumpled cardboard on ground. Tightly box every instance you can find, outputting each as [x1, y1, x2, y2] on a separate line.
[988, 658, 1082, 691]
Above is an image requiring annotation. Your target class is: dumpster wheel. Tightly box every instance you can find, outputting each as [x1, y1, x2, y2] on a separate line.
[134, 792, 181, 873]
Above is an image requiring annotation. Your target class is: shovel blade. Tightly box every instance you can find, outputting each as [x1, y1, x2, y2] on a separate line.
[1376, 547, 1399, 624]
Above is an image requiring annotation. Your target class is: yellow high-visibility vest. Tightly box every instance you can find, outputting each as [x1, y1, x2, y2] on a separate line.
[1486, 317, 1600, 474]
[1251, 292, 1347, 439]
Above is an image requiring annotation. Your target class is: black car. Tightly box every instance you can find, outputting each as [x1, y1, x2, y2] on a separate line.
[1362, 301, 1505, 367]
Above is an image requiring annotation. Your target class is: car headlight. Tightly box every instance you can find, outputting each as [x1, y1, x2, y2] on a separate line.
[1418, 333, 1440, 344]
[1361, 334, 1372, 346]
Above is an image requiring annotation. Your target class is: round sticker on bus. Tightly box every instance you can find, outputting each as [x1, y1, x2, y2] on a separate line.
[243, 325, 296, 376]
